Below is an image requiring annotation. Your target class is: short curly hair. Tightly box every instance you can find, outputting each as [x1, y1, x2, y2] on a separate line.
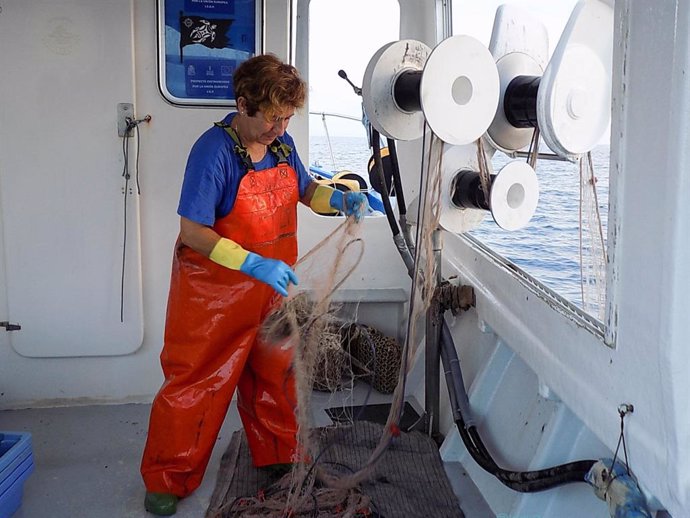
[233, 54, 307, 119]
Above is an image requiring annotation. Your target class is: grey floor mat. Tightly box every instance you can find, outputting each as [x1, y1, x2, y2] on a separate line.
[207, 420, 464, 517]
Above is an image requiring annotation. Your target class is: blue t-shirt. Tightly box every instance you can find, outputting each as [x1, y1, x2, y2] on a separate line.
[177, 112, 312, 226]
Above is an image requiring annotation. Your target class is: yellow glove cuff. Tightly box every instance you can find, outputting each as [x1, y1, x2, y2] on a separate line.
[310, 184, 338, 214]
[209, 237, 250, 270]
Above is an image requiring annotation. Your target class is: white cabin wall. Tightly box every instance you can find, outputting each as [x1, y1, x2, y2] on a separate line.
[608, 0, 690, 514]
[0, 0, 223, 408]
[0, 0, 412, 409]
[0, 0, 290, 408]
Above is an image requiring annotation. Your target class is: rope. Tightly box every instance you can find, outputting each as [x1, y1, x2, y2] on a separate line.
[475, 138, 491, 205]
[215, 125, 445, 516]
[610, 404, 633, 477]
[321, 112, 337, 171]
[526, 126, 540, 170]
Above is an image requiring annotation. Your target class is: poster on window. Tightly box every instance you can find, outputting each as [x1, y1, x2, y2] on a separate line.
[157, 0, 262, 105]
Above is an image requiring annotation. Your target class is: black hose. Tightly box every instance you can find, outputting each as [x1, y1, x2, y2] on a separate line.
[386, 137, 417, 255]
[372, 129, 401, 237]
[386, 138, 406, 215]
[366, 106, 594, 493]
[440, 319, 597, 492]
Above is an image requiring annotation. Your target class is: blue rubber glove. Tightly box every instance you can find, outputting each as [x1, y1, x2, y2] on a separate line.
[329, 190, 369, 223]
[239, 252, 298, 297]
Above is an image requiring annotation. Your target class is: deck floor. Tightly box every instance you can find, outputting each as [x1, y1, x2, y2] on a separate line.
[1, 384, 489, 517]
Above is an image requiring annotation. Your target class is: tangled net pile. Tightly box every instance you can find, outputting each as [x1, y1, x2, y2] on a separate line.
[209, 131, 448, 517]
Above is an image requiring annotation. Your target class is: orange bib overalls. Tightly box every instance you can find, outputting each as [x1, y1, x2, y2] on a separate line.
[141, 132, 300, 497]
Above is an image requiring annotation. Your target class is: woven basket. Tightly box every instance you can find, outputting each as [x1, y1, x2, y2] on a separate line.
[342, 324, 402, 394]
[312, 330, 346, 392]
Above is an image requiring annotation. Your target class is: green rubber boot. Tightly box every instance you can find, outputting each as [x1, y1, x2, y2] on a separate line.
[144, 492, 178, 516]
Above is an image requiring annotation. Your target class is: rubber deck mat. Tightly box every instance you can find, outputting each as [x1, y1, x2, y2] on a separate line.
[207, 420, 464, 517]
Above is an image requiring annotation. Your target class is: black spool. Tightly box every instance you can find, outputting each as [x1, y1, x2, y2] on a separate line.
[451, 170, 494, 211]
[393, 70, 423, 112]
[504, 75, 541, 129]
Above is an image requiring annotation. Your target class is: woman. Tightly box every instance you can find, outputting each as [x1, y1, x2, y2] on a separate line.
[140, 54, 367, 516]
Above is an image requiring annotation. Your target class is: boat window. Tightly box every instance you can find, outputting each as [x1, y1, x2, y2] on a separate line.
[453, 0, 611, 320]
[307, 0, 400, 190]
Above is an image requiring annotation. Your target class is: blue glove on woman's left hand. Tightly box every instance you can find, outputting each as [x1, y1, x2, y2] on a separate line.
[329, 190, 368, 222]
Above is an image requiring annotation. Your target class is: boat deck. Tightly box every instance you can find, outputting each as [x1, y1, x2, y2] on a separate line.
[1, 383, 490, 517]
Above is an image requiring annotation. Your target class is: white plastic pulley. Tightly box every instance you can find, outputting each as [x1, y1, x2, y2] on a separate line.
[490, 161, 539, 231]
[420, 35, 500, 145]
[486, 4, 548, 153]
[362, 40, 431, 141]
[438, 144, 486, 233]
[537, 0, 613, 156]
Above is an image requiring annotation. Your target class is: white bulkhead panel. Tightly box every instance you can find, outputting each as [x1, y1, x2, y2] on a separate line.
[0, 0, 143, 357]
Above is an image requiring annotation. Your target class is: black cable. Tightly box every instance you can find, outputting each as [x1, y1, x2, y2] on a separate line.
[365, 109, 593, 494]
[385, 138, 406, 214]
[439, 317, 597, 492]
[371, 129, 401, 237]
[120, 121, 134, 323]
[119, 117, 148, 322]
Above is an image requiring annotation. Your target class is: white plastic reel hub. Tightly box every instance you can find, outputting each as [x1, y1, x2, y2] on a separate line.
[537, 0, 613, 156]
[420, 35, 500, 145]
[362, 40, 431, 141]
[490, 161, 539, 231]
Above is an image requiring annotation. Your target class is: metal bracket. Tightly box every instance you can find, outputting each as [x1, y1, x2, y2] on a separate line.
[117, 103, 135, 137]
[0, 321, 21, 331]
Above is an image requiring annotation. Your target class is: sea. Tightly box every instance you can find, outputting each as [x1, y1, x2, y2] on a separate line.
[309, 135, 610, 311]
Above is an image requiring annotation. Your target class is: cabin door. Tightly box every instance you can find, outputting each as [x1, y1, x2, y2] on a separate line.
[0, 0, 143, 357]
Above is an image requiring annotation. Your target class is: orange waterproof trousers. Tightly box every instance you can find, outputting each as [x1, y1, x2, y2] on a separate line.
[141, 162, 300, 497]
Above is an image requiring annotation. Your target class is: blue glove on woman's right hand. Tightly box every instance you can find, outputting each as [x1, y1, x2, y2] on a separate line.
[329, 190, 368, 222]
[239, 252, 298, 297]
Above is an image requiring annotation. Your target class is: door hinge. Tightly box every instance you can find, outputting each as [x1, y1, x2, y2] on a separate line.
[0, 321, 21, 331]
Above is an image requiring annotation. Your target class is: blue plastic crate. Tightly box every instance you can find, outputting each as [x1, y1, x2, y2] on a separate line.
[0, 433, 34, 518]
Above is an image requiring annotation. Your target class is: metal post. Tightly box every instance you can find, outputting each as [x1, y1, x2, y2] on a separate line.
[424, 229, 443, 442]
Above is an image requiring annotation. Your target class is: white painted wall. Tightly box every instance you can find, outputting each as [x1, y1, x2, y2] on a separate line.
[0, 0, 410, 408]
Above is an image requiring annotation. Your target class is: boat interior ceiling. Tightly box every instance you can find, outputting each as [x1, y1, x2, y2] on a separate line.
[1, 0, 689, 517]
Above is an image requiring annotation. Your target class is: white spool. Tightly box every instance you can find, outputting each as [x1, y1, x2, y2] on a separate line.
[486, 3, 548, 153]
[362, 36, 499, 144]
[408, 145, 537, 233]
[420, 35, 501, 145]
[438, 144, 486, 234]
[487, 52, 544, 153]
[490, 161, 539, 231]
[362, 40, 431, 141]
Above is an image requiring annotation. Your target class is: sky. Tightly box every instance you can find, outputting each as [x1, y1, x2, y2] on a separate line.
[308, 0, 578, 137]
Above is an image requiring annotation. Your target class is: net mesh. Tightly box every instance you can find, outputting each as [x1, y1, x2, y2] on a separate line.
[209, 130, 447, 516]
[579, 151, 607, 320]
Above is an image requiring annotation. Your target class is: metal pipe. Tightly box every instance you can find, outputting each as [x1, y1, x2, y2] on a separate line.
[424, 229, 443, 440]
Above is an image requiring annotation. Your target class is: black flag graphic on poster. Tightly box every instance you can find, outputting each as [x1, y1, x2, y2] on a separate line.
[179, 13, 233, 60]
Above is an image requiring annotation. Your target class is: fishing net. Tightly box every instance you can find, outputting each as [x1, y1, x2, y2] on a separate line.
[208, 130, 449, 517]
[207, 421, 464, 518]
[579, 151, 607, 320]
